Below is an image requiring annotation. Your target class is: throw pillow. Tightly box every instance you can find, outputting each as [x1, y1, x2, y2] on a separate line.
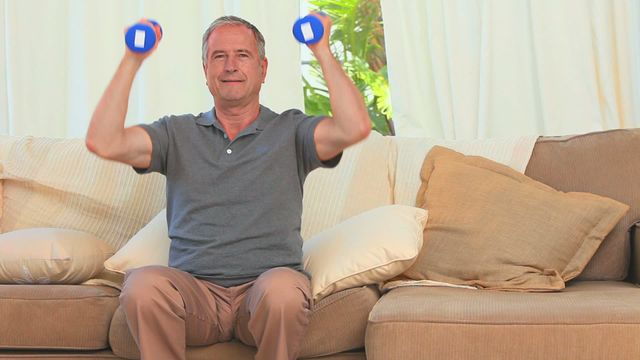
[403, 146, 629, 291]
[0, 228, 112, 284]
[104, 209, 170, 274]
[303, 205, 427, 301]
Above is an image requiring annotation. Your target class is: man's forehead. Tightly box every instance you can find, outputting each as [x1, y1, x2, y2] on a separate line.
[209, 24, 255, 42]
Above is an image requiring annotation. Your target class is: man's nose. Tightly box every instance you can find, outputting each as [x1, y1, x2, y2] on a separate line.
[224, 57, 237, 72]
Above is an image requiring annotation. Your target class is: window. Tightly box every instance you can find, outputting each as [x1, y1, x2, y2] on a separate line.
[300, 0, 393, 135]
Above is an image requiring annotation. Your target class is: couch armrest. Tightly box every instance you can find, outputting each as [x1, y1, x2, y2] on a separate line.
[630, 222, 640, 284]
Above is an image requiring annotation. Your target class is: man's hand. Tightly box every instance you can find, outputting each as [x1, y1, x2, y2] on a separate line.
[306, 12, 332, 56]
[124, 19, 161, 63]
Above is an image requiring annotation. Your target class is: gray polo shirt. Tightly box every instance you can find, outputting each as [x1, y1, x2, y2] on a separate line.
[134, 105, 341, 287]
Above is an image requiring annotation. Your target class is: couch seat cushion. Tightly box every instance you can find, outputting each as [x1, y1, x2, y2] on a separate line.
[366, 281, 640, 360]
[0, 349, 118, 359]
[0, 285, 120, 350]
[110, 285, 379, 359]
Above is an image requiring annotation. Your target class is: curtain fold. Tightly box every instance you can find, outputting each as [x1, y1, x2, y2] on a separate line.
[381, 0, 640, 139]
[0, 0, 302, 137]
[0, 0, 9, 135]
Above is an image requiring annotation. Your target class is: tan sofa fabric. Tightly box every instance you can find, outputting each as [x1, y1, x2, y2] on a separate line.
[186, 343, 365, 360]
[0, 349, 123, 359]
[110, 285, 379, 359]
[631, 222, 640, 283]
[0, 284, 120, 350]
[299, 286, 378, 358]
[0, 137, 166, 252]
[0, 347, 365, 359]
[525, 129, 640, 280]
[403, 146, 628, 291]
[367, 281, 640, 360]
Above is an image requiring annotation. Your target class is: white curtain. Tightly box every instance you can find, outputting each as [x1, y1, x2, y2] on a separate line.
[0, 0, 303, 138]
[381, 0, 640, 139]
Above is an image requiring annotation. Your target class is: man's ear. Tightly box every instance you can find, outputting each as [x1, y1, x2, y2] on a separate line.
[261, 57, 268, 83]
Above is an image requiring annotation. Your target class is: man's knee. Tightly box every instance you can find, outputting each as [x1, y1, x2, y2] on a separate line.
[119, 265, 177, 307]
[254, 268, 311, 312]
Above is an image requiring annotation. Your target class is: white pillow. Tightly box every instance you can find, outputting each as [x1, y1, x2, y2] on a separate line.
[302, 205, 427, 301]
[0, 228, 112, 284]
[104, 209, 170, 274]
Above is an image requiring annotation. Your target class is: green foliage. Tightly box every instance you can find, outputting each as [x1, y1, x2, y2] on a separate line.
[303, 0, 394, 135]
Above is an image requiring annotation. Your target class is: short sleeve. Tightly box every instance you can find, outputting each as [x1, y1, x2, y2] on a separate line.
[295, 114, 342, 177]
[132, 116, 171, 175]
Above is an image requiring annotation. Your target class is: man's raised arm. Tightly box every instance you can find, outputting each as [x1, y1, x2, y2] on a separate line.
[86, 49, 153, 169]
[307, 13, 372, 161]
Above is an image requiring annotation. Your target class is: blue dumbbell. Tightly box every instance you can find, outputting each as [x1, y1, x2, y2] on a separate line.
[292, 14, 325, 44]
[125, 19, 163, 53]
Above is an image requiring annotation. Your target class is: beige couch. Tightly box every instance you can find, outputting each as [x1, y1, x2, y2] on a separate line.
[0, 128, 638, 359]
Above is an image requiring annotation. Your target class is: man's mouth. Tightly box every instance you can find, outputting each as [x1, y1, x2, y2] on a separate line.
[221, 79, 244, 83]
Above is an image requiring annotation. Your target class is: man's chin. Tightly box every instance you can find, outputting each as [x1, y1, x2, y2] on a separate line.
[220, 96, 244, 103]
[217, 91, 245, 101]
[213, 89, 260, 107]
[215, 95, 252, 108]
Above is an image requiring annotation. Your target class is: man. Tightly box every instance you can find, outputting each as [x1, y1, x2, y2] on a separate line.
[86, 14, 370, 360]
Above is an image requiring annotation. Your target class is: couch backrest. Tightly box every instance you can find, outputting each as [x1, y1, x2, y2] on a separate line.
[632, 223, 640, 282]
[301, 134, 537, 240]
[525, 129, 640, 281]
[392, 136, 537, 206]
[301, 131, 395, 239]
[0, 136, 166, 252]
[3, 129, 632, 282]
[0, 133, 396, 251]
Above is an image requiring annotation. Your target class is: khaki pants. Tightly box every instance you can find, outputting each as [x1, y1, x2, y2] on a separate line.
[119, 265, 312, 360]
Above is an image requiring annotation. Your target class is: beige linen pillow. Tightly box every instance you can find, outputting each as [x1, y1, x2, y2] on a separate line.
[0, 228, 112, 284]
[403, 146, 629, 291]
[104, 209, 170, 274]
[303, 205, 427, 301]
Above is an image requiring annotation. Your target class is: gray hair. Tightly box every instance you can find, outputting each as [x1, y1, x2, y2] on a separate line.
[201, 16, 266, 64]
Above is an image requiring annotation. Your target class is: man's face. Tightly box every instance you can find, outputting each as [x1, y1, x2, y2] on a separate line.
[203, 24, 268, 107]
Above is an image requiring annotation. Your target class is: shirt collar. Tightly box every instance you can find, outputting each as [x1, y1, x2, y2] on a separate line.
[195, 105, 277, 135]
